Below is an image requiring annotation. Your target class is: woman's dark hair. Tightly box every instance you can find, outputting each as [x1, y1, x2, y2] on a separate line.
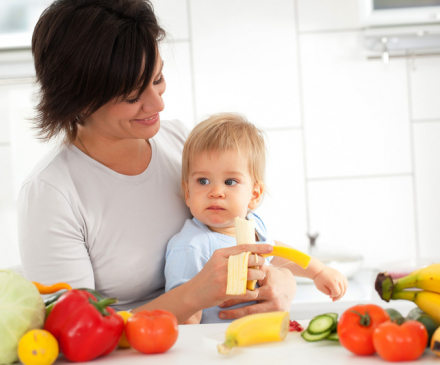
[32, 0, 165, 143]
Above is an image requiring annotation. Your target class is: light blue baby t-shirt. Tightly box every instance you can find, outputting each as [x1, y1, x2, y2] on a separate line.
[164, 212, 274, 324]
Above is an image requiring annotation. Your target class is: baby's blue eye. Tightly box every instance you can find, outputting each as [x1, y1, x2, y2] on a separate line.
[198, 178, 210, 185]
[225, 179, 237, 186]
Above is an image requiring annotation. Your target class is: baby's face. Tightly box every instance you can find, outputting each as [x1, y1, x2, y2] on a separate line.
[185, 150, 260, 235]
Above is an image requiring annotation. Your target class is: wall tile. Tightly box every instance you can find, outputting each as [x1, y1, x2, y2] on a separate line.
[297, 0, 361, 32]
[300, 32, 412, 178]
[0, 146, 13, 205]
[0, 205, 20, 268]
[410, 55, 440, 121]
[151, 0, 189, 40]
[8, 83, 54, 198]
[308, 176, 417, 268]
[190, 0, 301, 128]
[0, 50, 35, 79]
[160, 41, 195, 130]
[413, 122, 440, 260]
[0, 86, 11, 144]
[255, 129, 308, 250]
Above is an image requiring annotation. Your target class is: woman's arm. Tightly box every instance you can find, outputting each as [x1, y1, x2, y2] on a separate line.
[132, 244, 273, 323]
[18, 180, 95, 288]
[184, 311, 202, 324]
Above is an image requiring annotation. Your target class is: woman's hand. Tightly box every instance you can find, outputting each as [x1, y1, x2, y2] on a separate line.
[187, 244, 273, 313]
[218, 265, 297, 320]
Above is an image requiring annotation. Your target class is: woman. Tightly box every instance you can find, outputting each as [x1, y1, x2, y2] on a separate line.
[17, 0, 296, 323]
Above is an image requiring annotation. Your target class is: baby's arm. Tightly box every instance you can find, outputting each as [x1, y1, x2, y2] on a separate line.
[184, 310, 202, 324]
[271, 240, 348, 301]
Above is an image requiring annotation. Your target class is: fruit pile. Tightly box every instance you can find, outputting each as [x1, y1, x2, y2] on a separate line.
[375, 263, 440, 324]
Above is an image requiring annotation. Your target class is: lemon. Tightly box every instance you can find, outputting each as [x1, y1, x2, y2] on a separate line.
[117, 311, 133, 348]
[18, 329, 58, 365]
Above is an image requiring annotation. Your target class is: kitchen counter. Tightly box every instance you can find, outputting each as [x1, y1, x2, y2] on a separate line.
[52, 269, 438, 364]
[53, 319, 438, 364]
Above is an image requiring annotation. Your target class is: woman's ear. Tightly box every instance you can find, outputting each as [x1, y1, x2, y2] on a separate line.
[248, 183, 264, 210]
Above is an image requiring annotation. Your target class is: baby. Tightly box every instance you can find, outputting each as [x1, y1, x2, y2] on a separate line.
[165, 113, 348, 324]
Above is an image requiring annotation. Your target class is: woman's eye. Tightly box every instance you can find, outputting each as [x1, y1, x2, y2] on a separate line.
[126, 97, 140, 104]
[225, 179, 237, 186]
[198, 178, 210, 185]
[153, 74, 164, 85]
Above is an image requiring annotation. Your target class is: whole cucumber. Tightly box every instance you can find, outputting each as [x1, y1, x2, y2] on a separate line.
[407, 307, 439, 345]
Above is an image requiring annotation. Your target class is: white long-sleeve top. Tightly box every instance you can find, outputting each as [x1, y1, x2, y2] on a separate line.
[17, 119, 191, 310]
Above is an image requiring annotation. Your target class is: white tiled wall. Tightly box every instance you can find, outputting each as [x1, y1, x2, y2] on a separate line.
[409, 55, 440, 121]
[1, 0, 439, 269]
[308, 176, 417, 267]
[300, 31, 412, 179]
[190, 0, 302, 128]
[257, 129, 308, 250]
[413, 122, 440, 259]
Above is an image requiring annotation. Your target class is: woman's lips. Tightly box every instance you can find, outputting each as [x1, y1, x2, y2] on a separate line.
[133, 113, 159, 126]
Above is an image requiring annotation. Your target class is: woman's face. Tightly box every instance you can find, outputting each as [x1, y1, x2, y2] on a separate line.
[83, 56, 166, 141]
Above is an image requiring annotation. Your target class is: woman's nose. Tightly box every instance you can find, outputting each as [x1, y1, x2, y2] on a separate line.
[142, 86, 165, 113]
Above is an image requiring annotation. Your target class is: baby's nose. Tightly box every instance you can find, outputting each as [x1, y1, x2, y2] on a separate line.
[209, 186, 225, 198]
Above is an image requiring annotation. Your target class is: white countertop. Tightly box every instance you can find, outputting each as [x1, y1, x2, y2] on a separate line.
[52, 269, 439, 364]
[54, 319, 438, 364]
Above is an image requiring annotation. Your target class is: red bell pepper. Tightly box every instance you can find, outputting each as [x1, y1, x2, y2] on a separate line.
[44, 289, 124, 362]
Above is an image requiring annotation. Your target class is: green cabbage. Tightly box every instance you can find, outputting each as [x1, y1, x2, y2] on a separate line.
[0, 270, 45, 365]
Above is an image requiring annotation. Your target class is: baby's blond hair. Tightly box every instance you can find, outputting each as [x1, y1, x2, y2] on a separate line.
[182, 113, 266, 193]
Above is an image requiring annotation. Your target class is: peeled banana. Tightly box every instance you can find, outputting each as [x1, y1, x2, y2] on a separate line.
[391, 290, 440, 325]
[226, 252, 251, 295]
[376, 264, 440, 302]
[217, 311, 290, 354]
[235, 217, 258, 291]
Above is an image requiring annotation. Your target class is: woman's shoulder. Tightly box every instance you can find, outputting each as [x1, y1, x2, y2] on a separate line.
[21, 145, 73, 188]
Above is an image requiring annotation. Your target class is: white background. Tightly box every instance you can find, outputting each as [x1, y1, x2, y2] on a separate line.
[0, 0, 439, 270]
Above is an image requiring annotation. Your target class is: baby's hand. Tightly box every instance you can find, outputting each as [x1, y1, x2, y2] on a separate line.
[313, 266, 348, 301]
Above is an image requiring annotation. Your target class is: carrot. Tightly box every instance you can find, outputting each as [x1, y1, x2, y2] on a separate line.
[32, 282, 72, 294]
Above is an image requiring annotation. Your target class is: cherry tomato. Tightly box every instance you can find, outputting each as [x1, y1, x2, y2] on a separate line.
[125, 310, 178, 354]
[337, 304, 389, 356]
[373, 320, 428, 362]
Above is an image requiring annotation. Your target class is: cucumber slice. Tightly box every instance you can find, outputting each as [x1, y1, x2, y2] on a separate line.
[308, 314, 335, 334]
[301, 329, 332, 342]
[326, 313, 338, 331]
[327, 332, 339, 341]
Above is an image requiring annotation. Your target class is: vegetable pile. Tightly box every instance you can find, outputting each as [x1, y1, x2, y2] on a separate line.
[0, 274, 179, 365]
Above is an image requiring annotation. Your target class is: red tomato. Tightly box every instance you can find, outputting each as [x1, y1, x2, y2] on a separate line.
[125, 310, 179, 354]
[373, 320, 428, 362]
[337, 304, 389, 356]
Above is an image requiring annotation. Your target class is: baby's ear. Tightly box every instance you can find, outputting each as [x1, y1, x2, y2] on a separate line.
[183, 182, 190, 206]
[248, 183, 264, 210]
